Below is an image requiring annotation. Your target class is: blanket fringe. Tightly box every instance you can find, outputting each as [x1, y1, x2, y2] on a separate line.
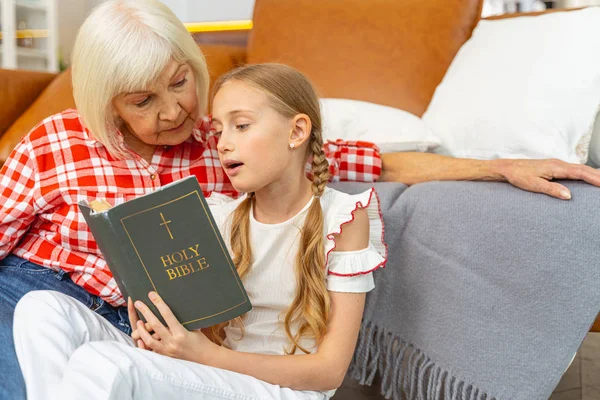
[347, 322, 497, 400]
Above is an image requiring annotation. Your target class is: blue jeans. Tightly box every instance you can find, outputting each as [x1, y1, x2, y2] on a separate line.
[0, 255, 131, 400]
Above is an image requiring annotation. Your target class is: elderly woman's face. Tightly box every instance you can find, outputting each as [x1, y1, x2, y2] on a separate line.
[113, 60, 199, 156]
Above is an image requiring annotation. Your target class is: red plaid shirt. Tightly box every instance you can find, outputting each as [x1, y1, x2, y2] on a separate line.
[0, 109, 381, 306]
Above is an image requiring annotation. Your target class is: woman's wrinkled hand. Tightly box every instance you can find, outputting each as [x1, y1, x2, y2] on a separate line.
[493, 158, 600, 200]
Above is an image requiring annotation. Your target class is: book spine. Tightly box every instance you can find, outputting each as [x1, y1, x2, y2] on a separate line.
[84, 211, 132, 302]
[80, 203, 161, 323]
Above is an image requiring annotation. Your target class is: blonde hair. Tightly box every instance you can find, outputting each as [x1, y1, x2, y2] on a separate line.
[71, 0, 209, 159]
[211, 64, 331, 354]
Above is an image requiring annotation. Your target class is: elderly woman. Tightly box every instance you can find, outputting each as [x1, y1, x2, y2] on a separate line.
[1, 0, 599, 399]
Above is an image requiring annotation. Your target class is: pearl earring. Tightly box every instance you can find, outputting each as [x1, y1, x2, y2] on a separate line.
[289, 143, 295, 149]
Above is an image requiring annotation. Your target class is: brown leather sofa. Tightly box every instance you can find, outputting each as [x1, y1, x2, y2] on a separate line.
[0, 0, 597, 396]
[0, 0, 586, 162]
[0, 0, 487, 164]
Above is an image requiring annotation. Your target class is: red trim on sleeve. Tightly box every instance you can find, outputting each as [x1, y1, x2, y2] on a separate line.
[325, 188, 388, 277]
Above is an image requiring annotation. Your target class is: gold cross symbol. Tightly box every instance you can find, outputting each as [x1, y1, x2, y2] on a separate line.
[159, 213, 174, 239]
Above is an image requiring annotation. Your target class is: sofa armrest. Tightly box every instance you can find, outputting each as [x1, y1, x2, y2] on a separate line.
[199, 44, 247, 90]
[592, 315, 600, 333]
[0, 69, 56, 138]
[0, 68, 75, 165]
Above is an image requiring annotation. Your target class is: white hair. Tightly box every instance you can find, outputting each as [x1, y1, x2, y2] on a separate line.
[71, 0, 209, 159]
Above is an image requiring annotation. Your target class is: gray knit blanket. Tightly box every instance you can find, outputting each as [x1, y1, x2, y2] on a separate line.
[332, 180, 600, 400]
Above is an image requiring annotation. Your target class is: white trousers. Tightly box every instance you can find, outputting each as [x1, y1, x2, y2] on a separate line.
[13, 290, 327, 400]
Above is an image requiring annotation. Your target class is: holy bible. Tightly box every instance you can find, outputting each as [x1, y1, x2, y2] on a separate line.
[78, 176, 251, 330]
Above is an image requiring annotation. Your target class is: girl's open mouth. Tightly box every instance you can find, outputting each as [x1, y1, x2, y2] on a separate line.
[223, 160, 244, 176]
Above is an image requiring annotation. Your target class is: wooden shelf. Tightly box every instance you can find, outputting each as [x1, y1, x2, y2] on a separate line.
[1, 0, 63, 72]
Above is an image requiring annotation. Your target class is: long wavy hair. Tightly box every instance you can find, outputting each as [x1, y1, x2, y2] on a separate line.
[209, 64, 331, 354]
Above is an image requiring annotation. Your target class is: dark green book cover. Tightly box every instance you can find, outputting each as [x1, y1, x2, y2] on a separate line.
[78, 176, 251, 330]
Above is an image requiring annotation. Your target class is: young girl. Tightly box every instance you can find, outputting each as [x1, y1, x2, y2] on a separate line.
[13, 63, 387, 400]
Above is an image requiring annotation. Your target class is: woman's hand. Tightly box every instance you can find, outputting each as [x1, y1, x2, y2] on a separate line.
[492, 158, 600, 200]
[131, 292, 218, 364]
[380, 152, 600, 200]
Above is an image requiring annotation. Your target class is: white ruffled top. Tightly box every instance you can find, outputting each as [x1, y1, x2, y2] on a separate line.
[207, 187, 387, 360]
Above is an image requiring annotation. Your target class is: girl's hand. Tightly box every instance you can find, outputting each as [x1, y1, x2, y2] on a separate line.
[127, 297, 154, 349]
[133, 291, 218, 363]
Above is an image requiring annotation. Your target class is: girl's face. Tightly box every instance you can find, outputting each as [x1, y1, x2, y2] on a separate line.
[113, 60, 200, 155]
[211, 80, 307, 194]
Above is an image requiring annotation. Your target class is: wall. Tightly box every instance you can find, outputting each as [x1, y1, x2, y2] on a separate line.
[160, 0, 255, 22]
[483, 0, 600, 16]
[56, 0, 87, 66]
[558, 0, 600, 5]
[57, 0, 108, 66]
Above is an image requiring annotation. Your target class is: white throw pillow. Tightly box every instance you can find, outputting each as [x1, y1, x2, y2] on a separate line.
[422, 7, 600, 164]
[320, 98, 440, 154]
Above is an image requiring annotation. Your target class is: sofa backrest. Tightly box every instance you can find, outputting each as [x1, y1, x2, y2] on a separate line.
[0, 69, 56, 138]
[0, 69, 75, 164]
[247, 0, 483, 116]
[5, 1, 581, 166]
